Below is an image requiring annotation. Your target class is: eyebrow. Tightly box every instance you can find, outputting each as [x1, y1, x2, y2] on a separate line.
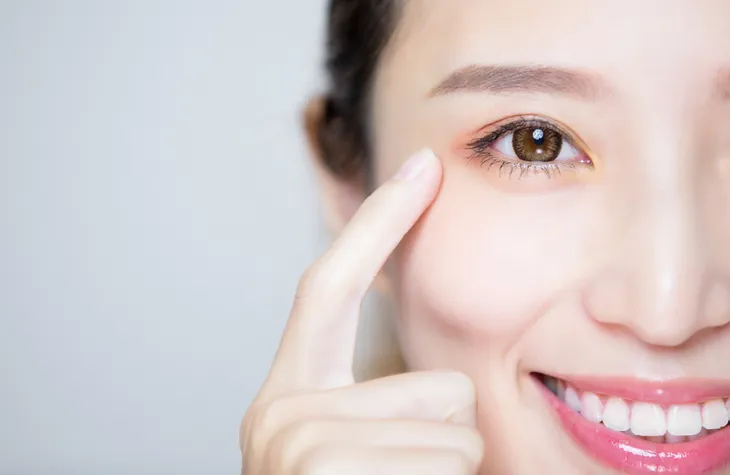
[430, 65, 611, 100]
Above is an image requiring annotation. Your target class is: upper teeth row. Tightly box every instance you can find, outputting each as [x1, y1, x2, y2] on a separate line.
[564, 386, 730, 437]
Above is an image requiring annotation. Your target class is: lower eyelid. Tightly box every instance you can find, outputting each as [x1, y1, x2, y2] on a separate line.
[478, 156, 574, 180]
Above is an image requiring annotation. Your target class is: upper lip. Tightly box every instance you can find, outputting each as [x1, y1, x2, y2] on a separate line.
[543, 374, 730, 404]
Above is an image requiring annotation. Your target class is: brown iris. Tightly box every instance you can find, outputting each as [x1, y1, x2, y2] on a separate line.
[512, 127, 563, 162]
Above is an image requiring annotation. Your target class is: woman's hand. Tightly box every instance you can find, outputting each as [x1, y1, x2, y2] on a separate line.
[240, 149, 484, 474]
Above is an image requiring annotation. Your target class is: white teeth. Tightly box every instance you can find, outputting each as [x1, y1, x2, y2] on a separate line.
[702, 400, 729, 430]
[581, 392, 604, 423]
[603, 398, 631, 432]
[552, 380, 730, 442]
[565, 387, 582, 413]
[631, 402, 667, 436]
[667, 405, 703, 436]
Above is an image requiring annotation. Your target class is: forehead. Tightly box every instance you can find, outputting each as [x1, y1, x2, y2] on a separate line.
[381, 0, 730, 97]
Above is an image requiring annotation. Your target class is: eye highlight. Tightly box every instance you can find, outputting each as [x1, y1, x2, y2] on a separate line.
[465, 116, 593, 179]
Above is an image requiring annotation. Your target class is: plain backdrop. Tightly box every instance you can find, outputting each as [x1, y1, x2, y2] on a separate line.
[0, 1, 331, 473]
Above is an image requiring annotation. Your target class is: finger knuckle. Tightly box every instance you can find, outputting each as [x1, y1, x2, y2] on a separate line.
[278, 419, 321, 450]
[265, 419, 321, 472]
[296, 263, 321, 299]
[253, 397, 292, 437]
[242, 396, 305, 474]
[433, 371, 477, 405]
[296, 446, 340, 475]
[445, 371, 477, 394]
[243, 397, 294, 459]
[295, 259, 350, 304]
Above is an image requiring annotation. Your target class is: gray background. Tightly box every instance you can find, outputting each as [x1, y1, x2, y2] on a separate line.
[0, 1, 329, 473]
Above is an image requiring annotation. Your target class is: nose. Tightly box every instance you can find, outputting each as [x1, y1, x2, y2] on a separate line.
[584, 242, 730, 347]
[583, 144, 730, 347]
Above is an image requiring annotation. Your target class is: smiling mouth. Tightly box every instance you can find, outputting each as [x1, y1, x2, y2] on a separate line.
[534, 373, 730, 475]
[536, 373, 730, 443]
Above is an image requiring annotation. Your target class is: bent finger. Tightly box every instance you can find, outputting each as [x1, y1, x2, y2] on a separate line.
[245, 370, 477, 465]
[266, 419, 484, 473]
[268, 149, 442, 392]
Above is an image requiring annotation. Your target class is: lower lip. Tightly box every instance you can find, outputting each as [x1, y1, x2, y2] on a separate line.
[537, 380, 730, 474]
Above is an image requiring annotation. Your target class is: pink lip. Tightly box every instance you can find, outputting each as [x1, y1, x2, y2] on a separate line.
[537, 381, 730, 474]
[555, 375, 730, 405]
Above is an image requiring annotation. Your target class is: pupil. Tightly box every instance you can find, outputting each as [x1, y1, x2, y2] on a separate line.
[532, 128, 545, 145]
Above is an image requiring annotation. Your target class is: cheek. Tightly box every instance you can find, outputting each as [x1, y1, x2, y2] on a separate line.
[395, 168, 609, 355]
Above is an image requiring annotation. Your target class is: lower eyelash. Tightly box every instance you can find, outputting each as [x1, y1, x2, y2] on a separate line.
[477, 154, 577, 180]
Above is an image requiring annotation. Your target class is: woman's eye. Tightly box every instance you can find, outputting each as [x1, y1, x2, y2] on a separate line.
[464, 118, 595, 181]
[492, 126, 581, 162]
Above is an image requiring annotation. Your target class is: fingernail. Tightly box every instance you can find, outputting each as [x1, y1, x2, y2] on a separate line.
[393, 148, 436, 181]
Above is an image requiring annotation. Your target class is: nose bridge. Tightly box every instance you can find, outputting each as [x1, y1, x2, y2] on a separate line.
[629, 187, 703, 343]
[585, 128, 727, 346]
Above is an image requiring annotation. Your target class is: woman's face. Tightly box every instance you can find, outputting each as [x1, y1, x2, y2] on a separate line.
[367, 0, 730, 473]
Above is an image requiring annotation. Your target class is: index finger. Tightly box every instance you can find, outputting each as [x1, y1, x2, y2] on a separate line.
[267, 149, 443, 392]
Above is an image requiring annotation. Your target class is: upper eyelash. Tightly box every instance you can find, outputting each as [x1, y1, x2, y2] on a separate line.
[465, 117, 572, 155]
[464, 116, 584, 179]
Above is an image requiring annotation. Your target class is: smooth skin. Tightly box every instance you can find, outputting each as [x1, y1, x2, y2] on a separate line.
[245, 1, 730, 473]
[240, 150, 485, 474]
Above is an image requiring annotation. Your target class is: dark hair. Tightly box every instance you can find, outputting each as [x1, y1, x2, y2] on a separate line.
[318, 0, 399, 179]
